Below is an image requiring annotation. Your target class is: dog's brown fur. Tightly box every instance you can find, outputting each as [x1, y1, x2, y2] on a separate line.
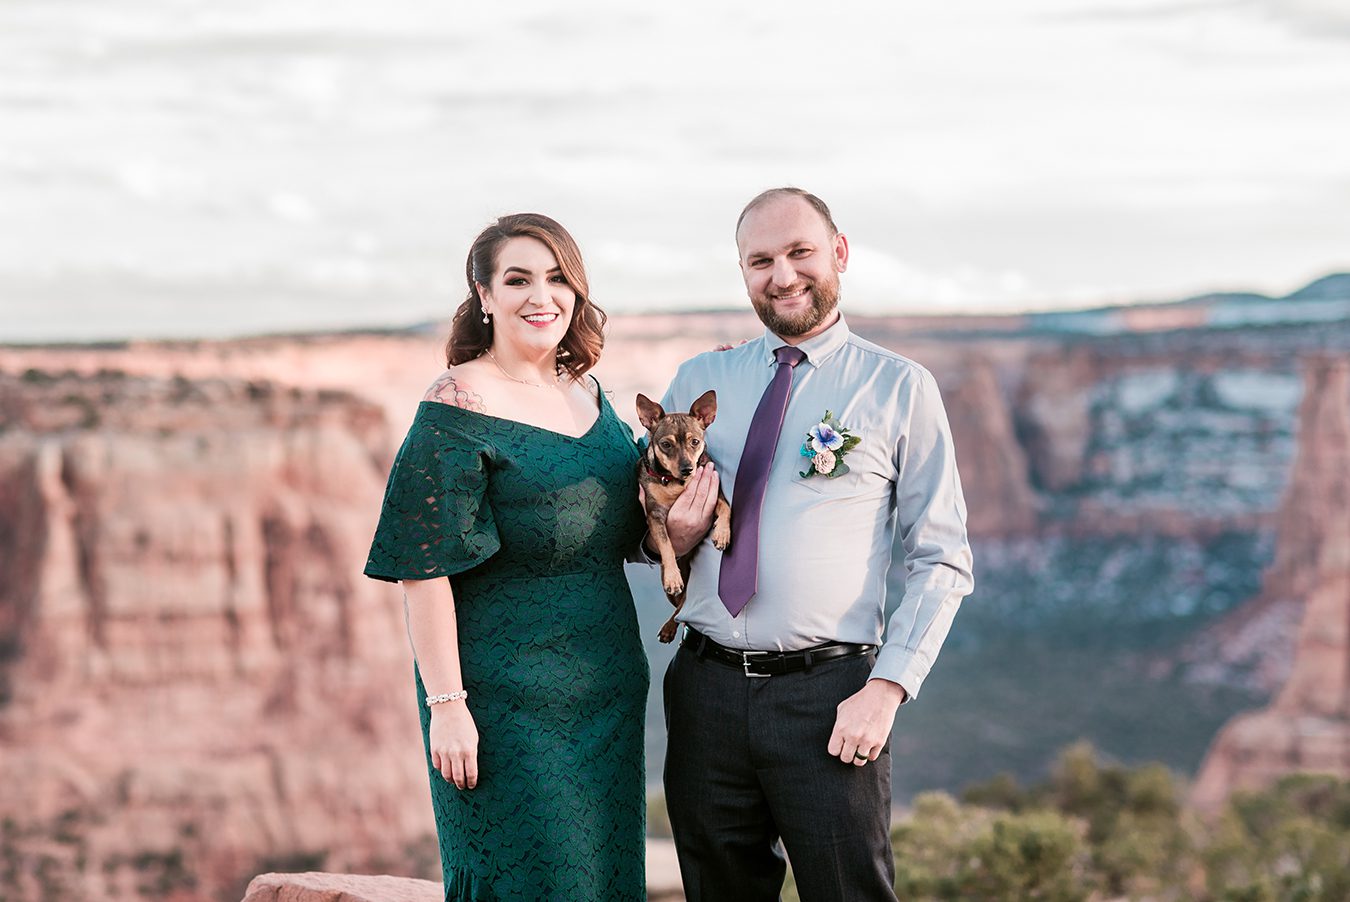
[636, 390, 732, 643]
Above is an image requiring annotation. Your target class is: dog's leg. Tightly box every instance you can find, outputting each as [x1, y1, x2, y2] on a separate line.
[658, 558, 693, 643]
[648, 519, 685, 598]
[657, 599, 682, 643]
[710, 495, 732, 551]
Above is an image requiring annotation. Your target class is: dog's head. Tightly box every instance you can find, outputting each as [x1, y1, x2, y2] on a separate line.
[636, 390, 717, 481]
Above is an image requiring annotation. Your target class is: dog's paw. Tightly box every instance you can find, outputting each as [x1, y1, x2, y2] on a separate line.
[658, 620, 678, 643]
[711, 522, 731, 550]
[663, 574, 685, 597]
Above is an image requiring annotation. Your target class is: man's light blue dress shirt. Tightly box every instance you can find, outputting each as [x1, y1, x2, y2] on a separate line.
[658, 314, 974, 701]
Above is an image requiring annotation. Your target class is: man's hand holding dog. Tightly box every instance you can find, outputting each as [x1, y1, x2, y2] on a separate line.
[643, 462, 721, 557]
[828, 678, 906, 766]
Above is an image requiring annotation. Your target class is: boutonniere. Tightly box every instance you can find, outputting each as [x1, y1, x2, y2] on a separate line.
[799, 411, 861, 478]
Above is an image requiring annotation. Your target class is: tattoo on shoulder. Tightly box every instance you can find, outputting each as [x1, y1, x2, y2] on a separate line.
[423, 373, 486, 412]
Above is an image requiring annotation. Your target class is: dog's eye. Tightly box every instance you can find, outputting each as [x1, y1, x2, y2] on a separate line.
[690, 438, 700, 447]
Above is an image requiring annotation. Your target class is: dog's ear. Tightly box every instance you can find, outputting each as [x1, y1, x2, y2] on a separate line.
[689, 390, 717, 428]
[636, 394, 665, 431]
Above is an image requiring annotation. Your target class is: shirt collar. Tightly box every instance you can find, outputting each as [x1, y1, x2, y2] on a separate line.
[759, 312, 851, 369]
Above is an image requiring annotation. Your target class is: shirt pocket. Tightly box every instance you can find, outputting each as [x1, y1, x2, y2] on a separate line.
[790, 439, 893, 497]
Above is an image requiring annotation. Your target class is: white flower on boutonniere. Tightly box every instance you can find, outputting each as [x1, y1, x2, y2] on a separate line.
[808, 423, 845, 453]
[799, 410, 860, 479]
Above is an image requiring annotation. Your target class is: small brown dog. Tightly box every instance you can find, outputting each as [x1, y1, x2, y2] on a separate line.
[636, 390, 732, 643]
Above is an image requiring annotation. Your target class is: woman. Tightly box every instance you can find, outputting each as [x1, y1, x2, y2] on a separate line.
[363, 213, 649, 900]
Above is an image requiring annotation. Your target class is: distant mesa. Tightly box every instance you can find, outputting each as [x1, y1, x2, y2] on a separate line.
[1027, 271, 1350, 336]
[1287, 272, 1350, 301]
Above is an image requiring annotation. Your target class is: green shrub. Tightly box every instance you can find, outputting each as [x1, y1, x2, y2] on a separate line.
[648, 754, 1350, 901]
[954, 810, 1088, 902]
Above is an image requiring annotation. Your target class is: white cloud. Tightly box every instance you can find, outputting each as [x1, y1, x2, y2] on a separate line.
[1268, 0, 1350, 29]
[844, 244, 1038, 314]
[266, 191, 319, 224]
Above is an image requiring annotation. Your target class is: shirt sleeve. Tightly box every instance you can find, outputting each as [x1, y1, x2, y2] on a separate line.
[363, 411, 501, 583]
[870, 367, 975, 701]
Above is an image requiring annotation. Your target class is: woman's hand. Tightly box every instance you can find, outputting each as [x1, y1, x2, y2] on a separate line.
[429, 702, 479, 789]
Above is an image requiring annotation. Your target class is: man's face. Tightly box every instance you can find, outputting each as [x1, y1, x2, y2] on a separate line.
[736, 196, 848, 340]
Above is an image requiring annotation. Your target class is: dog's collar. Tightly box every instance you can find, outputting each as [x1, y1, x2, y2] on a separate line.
[645, 465, 679, 486]
[643, 444, 710, 487]
[644, 446, 684, 486]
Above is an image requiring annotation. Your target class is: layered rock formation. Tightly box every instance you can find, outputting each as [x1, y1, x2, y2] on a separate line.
[942, 357, 1038, 537]
[1191, 358, 1350, 808]
[0, 370, 432, 901]
[2, 307, 1347, 898]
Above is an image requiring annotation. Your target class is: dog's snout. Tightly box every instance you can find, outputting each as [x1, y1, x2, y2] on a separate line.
[679, 463, 695, 477]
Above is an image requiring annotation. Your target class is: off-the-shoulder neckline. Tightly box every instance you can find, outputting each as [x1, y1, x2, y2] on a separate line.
[418, 378, 609, 441]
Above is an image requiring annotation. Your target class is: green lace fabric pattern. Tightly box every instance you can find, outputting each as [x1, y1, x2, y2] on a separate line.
[364, 394, 649, 901]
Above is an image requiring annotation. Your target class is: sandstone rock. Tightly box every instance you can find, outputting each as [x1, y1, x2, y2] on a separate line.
[238, 838, 687, 902]
[944, 358, 1038, 536]
[0, 370, 432, 901]
[1191, 358, 1350, 809]
[241, 872, 441, 902]
[1181, 356, 1348, 693]
[0, 317, 1341, 898]
[645, 837, 685, 899]
[1015, 351, 1098, 493]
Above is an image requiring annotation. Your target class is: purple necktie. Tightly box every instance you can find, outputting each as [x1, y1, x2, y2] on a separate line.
[719, 345, 807, 616]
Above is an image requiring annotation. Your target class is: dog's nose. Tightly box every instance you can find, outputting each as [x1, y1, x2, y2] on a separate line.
[679, 464, 694, 477]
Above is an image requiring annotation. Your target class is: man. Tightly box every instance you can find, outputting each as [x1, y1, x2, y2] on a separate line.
[653, 187, 974, 901]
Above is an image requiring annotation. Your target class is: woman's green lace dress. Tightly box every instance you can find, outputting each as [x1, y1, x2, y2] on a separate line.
[363, 390, 649, 901]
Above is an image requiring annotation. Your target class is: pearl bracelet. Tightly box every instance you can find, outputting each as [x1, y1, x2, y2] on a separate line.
[425, 690, 469, 707]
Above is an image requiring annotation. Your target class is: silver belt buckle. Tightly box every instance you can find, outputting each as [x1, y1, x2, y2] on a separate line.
[742, 651, 771, 678]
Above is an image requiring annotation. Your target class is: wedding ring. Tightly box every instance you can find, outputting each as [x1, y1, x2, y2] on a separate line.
[854, 751, 869, 761]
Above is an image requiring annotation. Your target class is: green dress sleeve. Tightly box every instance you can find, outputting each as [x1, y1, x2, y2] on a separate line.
[363, 406, 501, 582]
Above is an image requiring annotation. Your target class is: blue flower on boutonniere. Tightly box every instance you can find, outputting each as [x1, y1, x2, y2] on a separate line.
[799, 410, 861, 478]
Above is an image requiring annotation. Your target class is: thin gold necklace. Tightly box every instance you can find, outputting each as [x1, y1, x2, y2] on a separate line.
[484, 349, 560, 388]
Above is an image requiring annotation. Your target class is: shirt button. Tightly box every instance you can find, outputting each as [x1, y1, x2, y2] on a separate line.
[732, 631, 741, 639]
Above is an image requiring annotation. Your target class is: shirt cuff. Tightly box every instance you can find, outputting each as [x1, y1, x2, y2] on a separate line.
[629, 530, 661, 566]
[869, 642, 931, 704]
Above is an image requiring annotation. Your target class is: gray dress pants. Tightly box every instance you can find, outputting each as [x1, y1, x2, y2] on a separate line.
[663, 642, 899, 902]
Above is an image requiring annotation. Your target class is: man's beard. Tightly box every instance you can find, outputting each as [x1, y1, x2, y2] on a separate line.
[750, 274, 841, 337]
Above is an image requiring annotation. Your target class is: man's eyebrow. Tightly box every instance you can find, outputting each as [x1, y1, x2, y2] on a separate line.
[744, 240, 812, 259]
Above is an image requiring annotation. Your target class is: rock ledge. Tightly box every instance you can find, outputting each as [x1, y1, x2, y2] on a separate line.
[242, 872, 441, 902]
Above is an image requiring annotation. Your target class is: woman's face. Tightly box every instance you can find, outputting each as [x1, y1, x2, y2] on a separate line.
[478, 236, 577, 359]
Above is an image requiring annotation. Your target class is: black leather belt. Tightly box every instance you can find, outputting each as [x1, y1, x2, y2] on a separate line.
[681, 627, 876, 678]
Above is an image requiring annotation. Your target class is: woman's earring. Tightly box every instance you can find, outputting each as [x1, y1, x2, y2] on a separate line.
[482, 310, 491, 325]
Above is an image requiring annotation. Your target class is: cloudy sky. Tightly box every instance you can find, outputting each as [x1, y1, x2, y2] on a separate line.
[3, 0, 1349, 340]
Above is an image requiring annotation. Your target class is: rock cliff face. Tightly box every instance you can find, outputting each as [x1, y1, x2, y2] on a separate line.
[0, 370, 432, 902]
[1, 309, 1347, 898]
[942, 358, 1038, 537]
[1190, 359, 1350, 809]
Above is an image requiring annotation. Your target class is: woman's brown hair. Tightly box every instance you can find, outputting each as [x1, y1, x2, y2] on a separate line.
[445, 213, 606, 380]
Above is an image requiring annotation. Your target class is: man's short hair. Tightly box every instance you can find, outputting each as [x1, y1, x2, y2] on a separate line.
[735, 187, 839, 239]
